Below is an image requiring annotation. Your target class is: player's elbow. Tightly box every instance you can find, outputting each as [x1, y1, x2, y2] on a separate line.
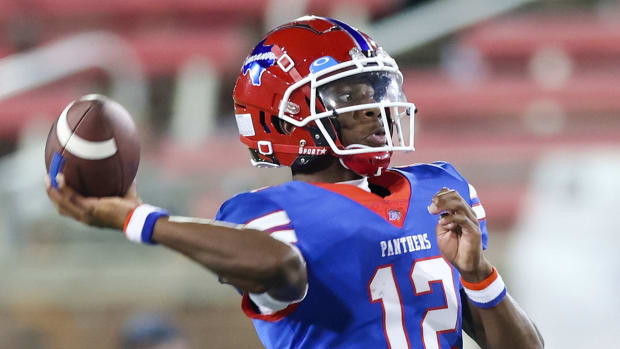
[276, 246, 307, 301]
[256, 244, 307, 302]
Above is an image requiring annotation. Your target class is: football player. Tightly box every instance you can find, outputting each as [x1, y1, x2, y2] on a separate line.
[46, 16, 543, 349]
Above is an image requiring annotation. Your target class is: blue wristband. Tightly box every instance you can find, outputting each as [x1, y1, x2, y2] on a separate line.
[141, 210, 169, 244]
[124, 204, 169, 245]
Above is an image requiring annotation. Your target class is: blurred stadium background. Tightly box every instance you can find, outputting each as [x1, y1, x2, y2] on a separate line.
[1, 0, 619, 348]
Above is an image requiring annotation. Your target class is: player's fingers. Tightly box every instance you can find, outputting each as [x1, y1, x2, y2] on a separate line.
[54, 174, 91, 219]
[429, 190, 477, 222]
[57, 174, 83, 204]
[429, 190, 466, 216]
[428, 188, 455, 214]
[76, 198, 101, 225]
[443, 200, 478, 224]
[55, 175, 112, 226]
[437, 187, 451, 194]
[44, 175, 51, 191]
[437, 221, 458, 232]
[46, 176, 67, 208]
[49, 188, 78, 219]
[437, 213, 459, 233]
[124, 181, 141, 204]
[49, 188, 84, 220]
[58, 207, 74, 217]
[439, 212, 480, 234]
[45, 175, 60, 205]
[431, 189, 461, 209]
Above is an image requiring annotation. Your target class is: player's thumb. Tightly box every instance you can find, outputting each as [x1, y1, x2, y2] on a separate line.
[124, 181, 141, 203]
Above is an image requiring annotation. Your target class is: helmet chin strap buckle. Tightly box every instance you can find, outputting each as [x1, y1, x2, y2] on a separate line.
[339, 144, 392, 177]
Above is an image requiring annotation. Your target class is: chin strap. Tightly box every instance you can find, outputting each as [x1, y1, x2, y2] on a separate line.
[339, 144, 392, 177]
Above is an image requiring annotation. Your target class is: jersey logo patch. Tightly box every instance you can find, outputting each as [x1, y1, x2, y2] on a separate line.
[388, 209, 401, 221]
[243, 39, 276, 86]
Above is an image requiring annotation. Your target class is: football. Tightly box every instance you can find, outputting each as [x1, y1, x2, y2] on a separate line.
[45, 94, 141, 197]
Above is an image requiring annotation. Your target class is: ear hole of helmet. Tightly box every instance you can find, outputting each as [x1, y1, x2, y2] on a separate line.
[272, 115, 286, 134]
[279, 119, 296, 135]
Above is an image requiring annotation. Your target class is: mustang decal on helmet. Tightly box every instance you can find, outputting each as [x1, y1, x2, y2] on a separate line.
[242, 39, 277, 86]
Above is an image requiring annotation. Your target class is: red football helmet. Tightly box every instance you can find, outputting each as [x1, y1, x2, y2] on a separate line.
[232, 16, 416, 177]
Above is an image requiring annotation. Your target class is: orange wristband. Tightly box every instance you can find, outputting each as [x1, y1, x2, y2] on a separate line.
[460, 266, 498, 290]
[460, 266, 506, 309]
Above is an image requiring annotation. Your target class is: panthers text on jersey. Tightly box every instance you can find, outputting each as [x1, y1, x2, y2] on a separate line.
[215, 161, 488, 349]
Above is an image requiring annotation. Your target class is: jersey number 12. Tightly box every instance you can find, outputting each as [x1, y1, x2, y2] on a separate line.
[368, 256, 458, 349]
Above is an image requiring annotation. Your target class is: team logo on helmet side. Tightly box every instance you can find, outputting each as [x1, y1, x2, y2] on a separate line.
[242, 39, 276, 86]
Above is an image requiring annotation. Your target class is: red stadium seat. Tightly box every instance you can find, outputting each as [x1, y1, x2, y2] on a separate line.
[462, 13, 620, 66]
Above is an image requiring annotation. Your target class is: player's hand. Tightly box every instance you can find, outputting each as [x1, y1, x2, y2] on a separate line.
[45, 173, 141, 230]
[428, 188, 492, 283]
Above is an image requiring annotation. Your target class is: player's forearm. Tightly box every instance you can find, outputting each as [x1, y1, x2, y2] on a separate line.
[151, 218, 304, 295]
[461, 256, 543, 349]
[472, 294, 543, 349]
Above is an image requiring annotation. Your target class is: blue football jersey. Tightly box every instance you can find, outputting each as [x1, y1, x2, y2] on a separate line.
[215, 162, 488, 349]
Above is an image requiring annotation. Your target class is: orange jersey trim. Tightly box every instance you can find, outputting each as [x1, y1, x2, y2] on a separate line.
[312, 170, 411, 228]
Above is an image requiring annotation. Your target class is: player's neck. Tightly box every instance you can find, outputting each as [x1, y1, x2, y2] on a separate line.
[292, 160, 362, 184]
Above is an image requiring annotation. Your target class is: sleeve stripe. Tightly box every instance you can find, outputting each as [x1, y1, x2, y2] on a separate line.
[266, 223, 293, 233]
[245, 210, 299, 244]
[270, 229, 297, 244]
[468, 183, 478, 200]
[245, 210, 291, 231]
[468, 184, 486, 220]
[472, 204, 486, 221]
